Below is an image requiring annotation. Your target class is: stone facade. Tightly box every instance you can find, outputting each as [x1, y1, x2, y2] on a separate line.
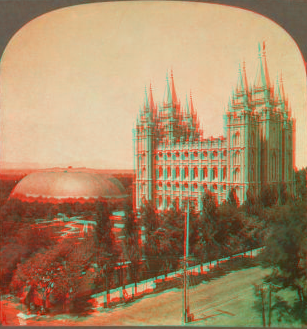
[133, 46, 295, 211]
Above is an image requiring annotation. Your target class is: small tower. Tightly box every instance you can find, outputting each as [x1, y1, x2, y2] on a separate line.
[133, 85, 157, 210]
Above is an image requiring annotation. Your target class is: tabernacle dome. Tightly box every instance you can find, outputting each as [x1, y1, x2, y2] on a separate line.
[10, 171, 128, 203]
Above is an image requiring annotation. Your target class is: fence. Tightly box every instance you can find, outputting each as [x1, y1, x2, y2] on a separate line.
[92, 246, 264, 308]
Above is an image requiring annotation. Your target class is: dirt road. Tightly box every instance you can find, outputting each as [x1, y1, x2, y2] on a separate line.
[2, 266, 269, 326]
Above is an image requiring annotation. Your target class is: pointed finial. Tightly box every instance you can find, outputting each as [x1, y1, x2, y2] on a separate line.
[258, 42, 262, 58]
[262, 41, 266, 57]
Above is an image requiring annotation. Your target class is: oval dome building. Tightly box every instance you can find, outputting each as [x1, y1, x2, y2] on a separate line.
[10, 170, 128, 203]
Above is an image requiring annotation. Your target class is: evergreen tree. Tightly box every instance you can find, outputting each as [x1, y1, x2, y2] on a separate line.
[123, 198, 142, 286]
[94, 201, 118, 293]
[226, 188, 239, 207]
[140, 201, 164, 277]
[260, 184, 278, 208]
[261, 202, 307, 303]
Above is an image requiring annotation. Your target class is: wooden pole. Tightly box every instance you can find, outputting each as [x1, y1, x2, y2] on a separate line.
[268, 284, 272, 327]
[183, 200, 190, 324]
[261, 286, 266, 327]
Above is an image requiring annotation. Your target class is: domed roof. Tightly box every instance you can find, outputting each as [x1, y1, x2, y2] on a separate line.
[10, 171, 127, 202]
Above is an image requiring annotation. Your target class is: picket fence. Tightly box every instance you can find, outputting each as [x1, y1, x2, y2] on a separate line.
[91, 247, 264, 308]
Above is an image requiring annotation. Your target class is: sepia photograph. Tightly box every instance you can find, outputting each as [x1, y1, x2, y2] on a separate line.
[0, 0, 306, 326]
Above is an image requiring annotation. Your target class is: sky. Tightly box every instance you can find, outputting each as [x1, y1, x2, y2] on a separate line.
[0, 1, 306, 170]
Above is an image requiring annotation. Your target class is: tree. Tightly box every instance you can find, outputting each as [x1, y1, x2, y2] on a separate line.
[94, 201, 119, 294]
[244, 188, 261, 216]
[260, 202, 307, 303]
[295, 167, 307, 202]
[11, 237, 95, 314]
[279, 182, 288, 205]
[140, 201, 164, 277]
[123, 198, 142, 287]
[226, 188, 239, 207]
[260, 184, 278, 208]
[197, 192, 220, 261]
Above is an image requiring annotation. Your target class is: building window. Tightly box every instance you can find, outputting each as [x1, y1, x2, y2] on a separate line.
[223, 167, 227, 180]
[203, 167, 208, 179]
[176, 152, 180, 158]
[213, 184, 217, 190]
[176, 166, 180, 178]
[194, 167, 198, 179]
[174, 197, 179, 210]
[203, 183, 207, 191]
[159, 195, 163, 208]
[233, 151, 240, 166]
[167, 152, 171, 158]
[213, 151, 218, 158]
[167, 166, 171, 178]
[176, 182, 180, 188]
[142, 167, 146, 178]
[167, 182, 171, 189]
[159, 166, 163, 178]
[213, 167, 218, 180]
[184, 151, 189, 158]
[184, 183, 189, 189]
[194, 183, 198, 190]
[203, 151, 208, 157]
[223, 184, 226, 190]
[234, 168, 240, 182]
[233, 132, 240, 146]
[223, 150, 227, 157]
[184, 167, 189, 179]
[194, 151, 198, 159]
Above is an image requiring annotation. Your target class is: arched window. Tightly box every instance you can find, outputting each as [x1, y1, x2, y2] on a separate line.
[176, 166, 180, 178]
[194, 167, 198, 179]
[223, 167, 227, 180]
[159, 166, 163, 178]
[203, 167, 208, 179]
[234, 168, 240, 182]
[213, 167, 218, 180]
[167, 166, 171, 178]
[174, 197, 179, 210]
[233, 131, 240, 146]
[233, 151, 240, 166]
[184, 167, 189, 179]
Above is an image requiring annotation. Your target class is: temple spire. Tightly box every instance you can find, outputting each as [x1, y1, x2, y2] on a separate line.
[144, 86, 149, 110]
[148, 83, 155, 109]
[189, 91, 195, 114]
[254, 42, 270, 90]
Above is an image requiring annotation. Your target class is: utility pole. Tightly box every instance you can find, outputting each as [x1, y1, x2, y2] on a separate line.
[182, 200, 190, 325]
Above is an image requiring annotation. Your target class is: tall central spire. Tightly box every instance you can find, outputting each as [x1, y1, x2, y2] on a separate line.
[254, 42, 270, 90]
[164, 69, 178, 106]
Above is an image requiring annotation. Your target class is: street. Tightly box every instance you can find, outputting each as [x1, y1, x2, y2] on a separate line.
[1, 266, 270, 326]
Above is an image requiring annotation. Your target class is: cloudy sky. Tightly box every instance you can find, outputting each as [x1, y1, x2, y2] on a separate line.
[0, 1, 306, 169]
